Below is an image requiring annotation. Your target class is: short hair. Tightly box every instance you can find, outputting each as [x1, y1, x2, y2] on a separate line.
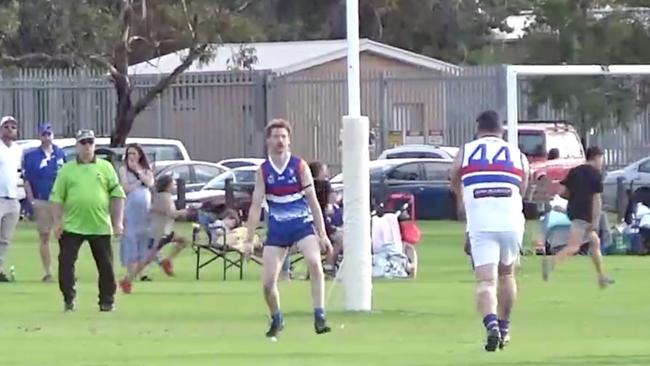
[265, 118, 292, 138]
[476, 110, 502, 133]
[586, 146, 603, 161]
[155, 174, 174, 193]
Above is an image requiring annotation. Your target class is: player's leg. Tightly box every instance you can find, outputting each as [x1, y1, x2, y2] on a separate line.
[33, 201, 53, 281]
[496, 231, 521, 349]
[297, 232, 331, 334]
[119, 235, 172, 293]
[159, 234, 188, 276]
[469, 231, 500, 352]
[586, 230, 614, 288]
[542, 220, 588, 281]
[262, 245, 289, 337]
[403, 243, 418, 278]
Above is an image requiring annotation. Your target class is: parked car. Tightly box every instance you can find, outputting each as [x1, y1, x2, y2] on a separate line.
[52, 137, 191, 163]
[509, 121, 585, 217]
[154, 161, 228, 194]
[331, 158, 456, 220]
[217, 158, 264, 169]
[377, 144, 455, 160]
[602, 156, 650, 211]
[183, 166, 258, 217]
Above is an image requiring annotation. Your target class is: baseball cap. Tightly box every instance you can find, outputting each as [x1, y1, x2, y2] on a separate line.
[39, 123, 53, 135]
[0, 115, 17, 126]
[75, 129, 95, 142]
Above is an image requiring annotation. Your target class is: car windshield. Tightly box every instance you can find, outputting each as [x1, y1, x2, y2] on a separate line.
[517, 133, 545, 157]
[203, 170, 256, 190]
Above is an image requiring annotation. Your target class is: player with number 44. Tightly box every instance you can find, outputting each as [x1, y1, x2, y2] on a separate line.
[450, 110, 529, 352]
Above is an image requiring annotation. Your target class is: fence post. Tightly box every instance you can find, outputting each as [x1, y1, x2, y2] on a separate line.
[176, 178, 186, 210]
[379, 71, 388, 152]
[225, 177, 234, 208]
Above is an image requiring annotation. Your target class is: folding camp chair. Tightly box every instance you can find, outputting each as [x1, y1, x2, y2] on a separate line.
[191, 223, 245, 280]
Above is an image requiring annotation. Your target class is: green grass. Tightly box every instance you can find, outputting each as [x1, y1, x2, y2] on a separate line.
[2, 220, 650, 366]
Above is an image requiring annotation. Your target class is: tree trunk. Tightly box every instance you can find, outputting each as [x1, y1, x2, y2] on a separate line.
[111, 109, 136, 147]
[110, 82, 135, 147]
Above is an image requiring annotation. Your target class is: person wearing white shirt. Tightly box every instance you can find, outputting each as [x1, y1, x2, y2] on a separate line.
[0, 115, 22, 282]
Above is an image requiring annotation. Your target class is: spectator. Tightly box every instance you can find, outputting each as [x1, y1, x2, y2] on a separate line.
[50, 129, 125, 312]
[22, 123, 66, 282]
[119, 174, 188, 294]
[308, 161, 342, 276]
[0, 116, 22, 282]
[118, 144, 153, 282]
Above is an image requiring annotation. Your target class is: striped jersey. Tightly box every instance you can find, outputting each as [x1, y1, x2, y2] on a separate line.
[261, 155, 313, 227]
[460, 136, 527, 232]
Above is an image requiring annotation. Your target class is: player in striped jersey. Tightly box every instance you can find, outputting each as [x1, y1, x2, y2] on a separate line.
[244, 119, 333, 339]
[450, 110, 529, 352]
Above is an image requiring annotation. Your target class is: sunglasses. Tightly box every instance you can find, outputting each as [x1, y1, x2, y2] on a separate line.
[79, 139, 95, 145]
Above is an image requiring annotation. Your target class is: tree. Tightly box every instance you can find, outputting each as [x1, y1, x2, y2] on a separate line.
[243, 0, 527, 64]
[522, 0, 650, 141]
[372, 0, 530, 64]
[0, 0, 260, 146]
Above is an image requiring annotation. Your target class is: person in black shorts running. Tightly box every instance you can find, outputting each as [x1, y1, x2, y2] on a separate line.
[542, 146, 614, 288]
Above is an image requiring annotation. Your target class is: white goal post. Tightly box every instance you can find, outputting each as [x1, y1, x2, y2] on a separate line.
[342, 0, 373, 312]
[506, 64, 650, 147]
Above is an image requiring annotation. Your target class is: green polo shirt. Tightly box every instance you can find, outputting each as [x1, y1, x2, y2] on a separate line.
[49, 158, 126, 236]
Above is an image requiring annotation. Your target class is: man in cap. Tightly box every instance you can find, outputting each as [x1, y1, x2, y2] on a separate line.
[23, 123, 66, 282]
[0, 115, 22, 282]
[50, 129, 125, 312]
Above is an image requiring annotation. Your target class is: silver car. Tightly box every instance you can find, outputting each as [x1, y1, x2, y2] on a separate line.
[603, 156, 650, 211]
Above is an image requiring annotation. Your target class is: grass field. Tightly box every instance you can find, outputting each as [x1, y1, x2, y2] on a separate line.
[1, 220, 650, 366]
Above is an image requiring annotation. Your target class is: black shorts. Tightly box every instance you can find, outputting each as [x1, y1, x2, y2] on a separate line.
[149, 232, 175, 250]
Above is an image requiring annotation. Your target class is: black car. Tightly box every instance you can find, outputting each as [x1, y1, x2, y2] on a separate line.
[330, 158, 456, 220]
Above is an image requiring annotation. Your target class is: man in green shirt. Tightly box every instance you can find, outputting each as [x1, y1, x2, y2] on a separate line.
[50, 129, 125, 312]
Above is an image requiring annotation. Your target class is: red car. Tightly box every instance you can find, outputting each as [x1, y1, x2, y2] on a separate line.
[512, 121, 585, 217]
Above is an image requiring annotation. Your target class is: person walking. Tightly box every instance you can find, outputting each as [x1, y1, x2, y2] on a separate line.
[118, 143, 153, 282]
[22, 123, 66, 282]
[0, 115, 22, 282]
[50, 129, 125, 312]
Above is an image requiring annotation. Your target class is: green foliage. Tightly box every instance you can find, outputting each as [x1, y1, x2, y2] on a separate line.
[523, 0, 650, 136]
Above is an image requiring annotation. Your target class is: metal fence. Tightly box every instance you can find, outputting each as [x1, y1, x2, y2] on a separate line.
[3, 66, 650, 171]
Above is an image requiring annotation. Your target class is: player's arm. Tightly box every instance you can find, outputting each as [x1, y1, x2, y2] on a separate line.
[449, 146, 463, 197]
[107, 164, 126, 234]
[49, 166, 67, 238]
[520, 152, 530, 195]
[592, 171, 604, 226]
[300, 160, 328, 240]
[559, 169, 573, 199]
[449, 147, 464, 217]
[245, 168, 266, 243]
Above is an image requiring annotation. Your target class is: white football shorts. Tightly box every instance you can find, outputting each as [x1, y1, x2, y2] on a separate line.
[469, 231, 522, 268]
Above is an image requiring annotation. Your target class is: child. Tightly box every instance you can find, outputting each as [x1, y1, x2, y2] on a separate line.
[119, 175, 188, 294]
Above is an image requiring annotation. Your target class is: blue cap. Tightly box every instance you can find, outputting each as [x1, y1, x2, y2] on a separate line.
[39, 123, 53, 135]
